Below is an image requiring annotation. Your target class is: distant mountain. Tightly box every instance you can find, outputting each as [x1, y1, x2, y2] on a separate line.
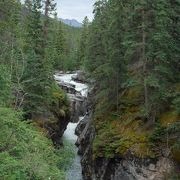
[60, 18, 82, 28]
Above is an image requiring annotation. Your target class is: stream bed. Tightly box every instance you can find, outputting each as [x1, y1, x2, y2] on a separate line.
[63, 116, 84, 180]
[54, 73, 88, 180]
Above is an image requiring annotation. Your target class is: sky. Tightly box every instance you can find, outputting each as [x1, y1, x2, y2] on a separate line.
[55, 0, 95, 22]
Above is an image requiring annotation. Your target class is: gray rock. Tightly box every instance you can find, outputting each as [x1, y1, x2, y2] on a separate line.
[72, 70, 87, 83]
[69, 95, 87, 123]
[76, 105, 176, 180]
[75, 115, 89, 136]
[149, 164, 156, 171]
[56, 81, 76, 94]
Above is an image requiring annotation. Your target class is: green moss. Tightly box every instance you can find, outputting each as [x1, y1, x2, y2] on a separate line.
[31, 84, 71, 142]
[120, 86, 143, 106]
[149, 110, 180, 162]
[160, 111, 179, 127]
[93, 84, 179, 161]
[50, 84, 70, 117]
[93, 108, 154, 159]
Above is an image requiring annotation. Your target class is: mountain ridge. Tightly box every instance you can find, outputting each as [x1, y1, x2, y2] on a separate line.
[60, 18, 82, 28]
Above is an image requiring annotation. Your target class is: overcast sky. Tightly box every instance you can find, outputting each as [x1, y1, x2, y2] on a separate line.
[21, 0, 95, 22]
[55, 0, 95, 22]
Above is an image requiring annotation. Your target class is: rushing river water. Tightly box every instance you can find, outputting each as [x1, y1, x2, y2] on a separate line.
[63, 116, 84, 180]
[54, 73, 88, 180]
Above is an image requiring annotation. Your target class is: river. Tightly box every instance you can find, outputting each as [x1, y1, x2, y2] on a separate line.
[54, 73, 88, 180]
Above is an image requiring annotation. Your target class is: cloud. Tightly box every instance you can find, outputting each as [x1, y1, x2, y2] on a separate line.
[55, 0, 95, 22]
[21, 0, 94, 22]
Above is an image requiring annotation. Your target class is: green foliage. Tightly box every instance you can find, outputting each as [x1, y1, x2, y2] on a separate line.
[93, 111, 154, 159]
[149, 123, 166, 143]
[0, 0, 20, 33]
[77, 16, 90, 67]
[56, 141, 75, 171]
[50, 83, 70, 117]
[62, 24, 81, 70]
[168, 171, 180, 180]
[44, 15, 81, 71]
[85, 0, 180, 119]
[149, 121, 180, 162]
[23, 0, 52, 114]
[49, 17, 68, 70]
[172, 90, 180, 114]
[0, 65, 12, 106]
[167, 122, 180, 153]
[84, 0, 180, 166]
[0, 108, 67, 179]
[0, 1, 75, 179]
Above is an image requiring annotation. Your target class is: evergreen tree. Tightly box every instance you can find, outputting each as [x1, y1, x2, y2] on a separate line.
[23, 0, 45, 114]
[126, 0, 180, 122]
[85, 0, 180, 120]
[105, 0, 128, 111]
[52, 15, 68, 70]
[23, 0, 57, 115]
[78, 16, 90, 67]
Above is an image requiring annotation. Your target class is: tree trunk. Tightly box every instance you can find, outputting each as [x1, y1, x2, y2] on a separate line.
[43, 0, 50, 43]
[142, 9, 148, 115]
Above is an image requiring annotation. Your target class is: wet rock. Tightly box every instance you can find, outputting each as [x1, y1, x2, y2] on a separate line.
[56, 81, 76, 94]
[79, 139, 176, 180]
[78, 113, 96, 177]
[80, 141, 175, 180]
[55, 73, 88, 123]
[75, 115, 89, 136]
[76, 95, 176, 180]
[72, 70, 87, 83]
[32, 102, 70, 147]
[69, 94, 87, 123]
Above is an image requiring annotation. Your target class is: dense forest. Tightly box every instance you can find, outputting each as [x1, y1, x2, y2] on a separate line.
[78, 0, 180, 179]
[0, 0, 80, 179]
[0, 0, 179, 180]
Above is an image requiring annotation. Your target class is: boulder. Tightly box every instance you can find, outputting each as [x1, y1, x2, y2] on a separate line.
[56, 81, 76, 94]
[72, 70, 87, 83]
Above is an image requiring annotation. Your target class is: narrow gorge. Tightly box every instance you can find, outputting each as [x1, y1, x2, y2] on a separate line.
[54, 71, 179, 180]
[54, 71, 88, 180]
[0, 1, 179, 179]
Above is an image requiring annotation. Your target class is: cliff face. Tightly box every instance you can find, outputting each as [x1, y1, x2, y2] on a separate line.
[42, 71, 88, 146]
[76, 115, 177, 180]
[32, 86, 71, 146]
[76, 86, 179, 180]
[76, 113, 95, 180]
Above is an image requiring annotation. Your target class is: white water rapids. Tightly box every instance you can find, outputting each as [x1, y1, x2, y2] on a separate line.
[54, 73, 88, 180]
[54, 74, 88, 97]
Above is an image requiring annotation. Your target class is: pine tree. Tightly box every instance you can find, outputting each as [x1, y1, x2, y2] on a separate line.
[0, 0, 22, 108]
[106, 0, 128, 111]
[23, 0, 50, 115]
[85, 0, 128, 112]
[78, 16, 90, 67]
[51, 15, 68, 70]
[43, 0, 56, 45]
[85, 0, 108, 75]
